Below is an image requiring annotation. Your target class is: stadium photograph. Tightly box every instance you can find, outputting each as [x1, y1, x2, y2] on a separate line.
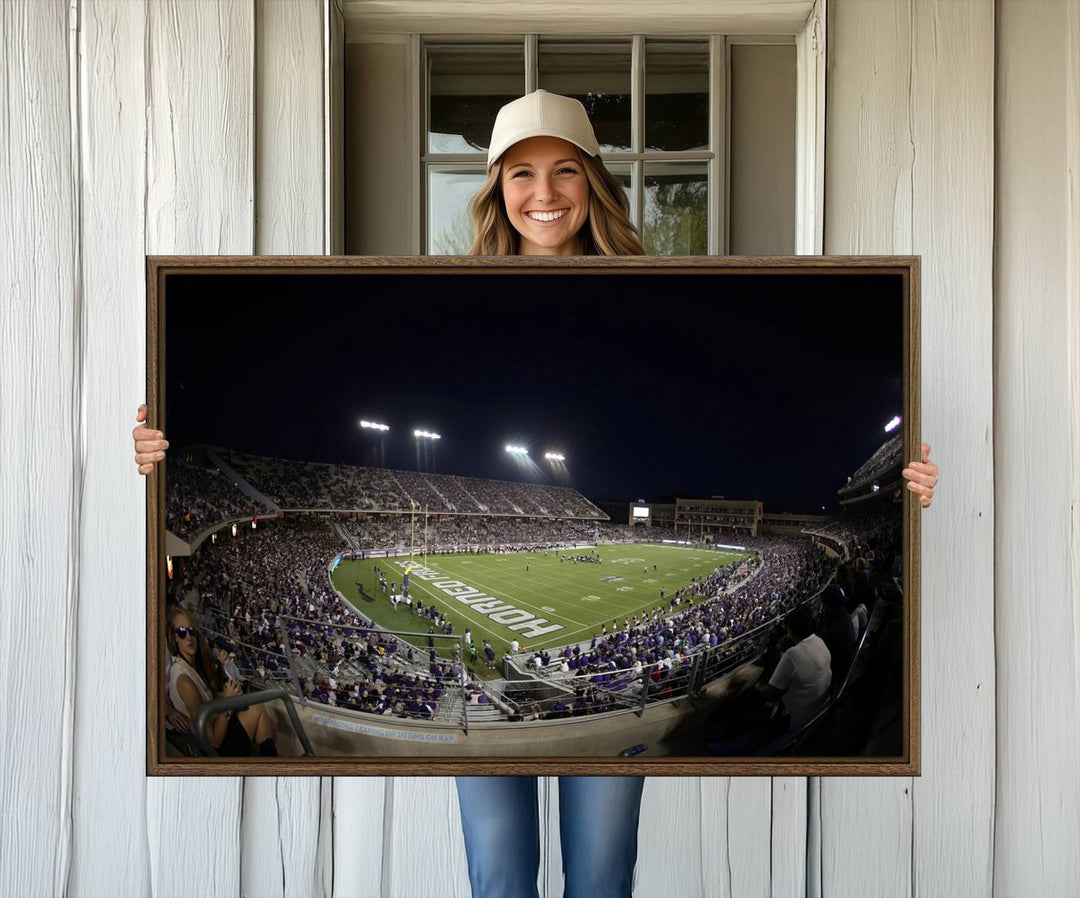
[152, 258, 916, 769]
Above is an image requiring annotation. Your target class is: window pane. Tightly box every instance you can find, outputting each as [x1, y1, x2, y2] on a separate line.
[643, 163, 707, 255]
[428, 167, 487, 254]
[604, 162, 634, 222]
[428, 44, 524, 154]
[538, 40, 632, 153]
[645, 40, 709, 152]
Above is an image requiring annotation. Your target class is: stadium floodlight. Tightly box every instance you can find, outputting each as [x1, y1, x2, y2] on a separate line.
[360, 420, 390, 431]
[505, 444, 529, 456]
[414, 429, 441, 440]
[884, 415, 902, 433]
[544, 452, 565, 462]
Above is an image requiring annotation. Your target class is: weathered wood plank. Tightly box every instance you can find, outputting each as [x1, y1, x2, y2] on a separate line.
[383, 777, 471, 898]
[771, 777, 808, 897]
[636, 777, 709, 897]
[241, 2, 328, 895]
[144, 2, 254, 894]
[332, 777, 385, 898]
[0, 1, 78, 895]
[241, 778, 326, 898]
[993, 2, 1080, 893]
[908, 3, 996, 895]
[147, 778, 242, 897]
[69, 1, 152, 893]
[145, 0, 255, 256]
[254, 0, 324, 256]
[822, 5, 915, 890]
[824, 2, 996, 896]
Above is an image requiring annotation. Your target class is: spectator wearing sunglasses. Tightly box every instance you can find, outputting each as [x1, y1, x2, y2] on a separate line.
[166, 609, 277, 756]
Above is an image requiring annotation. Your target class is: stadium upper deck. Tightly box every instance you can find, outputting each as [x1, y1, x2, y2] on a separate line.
[165, 446, 610, 543]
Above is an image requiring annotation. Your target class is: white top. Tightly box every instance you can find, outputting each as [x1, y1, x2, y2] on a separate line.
[852, 604, 868, 636]
[167, 656, 213, 719]
[769, 634, 832, 730]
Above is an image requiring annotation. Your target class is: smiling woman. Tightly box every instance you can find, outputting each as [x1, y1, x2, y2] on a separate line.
[500, 137, 591, 254]
[466, 90, 644, 257]
[455, 89, 648, 898]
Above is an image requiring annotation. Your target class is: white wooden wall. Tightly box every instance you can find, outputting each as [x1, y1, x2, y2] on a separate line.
[1, 1, 1077, 895]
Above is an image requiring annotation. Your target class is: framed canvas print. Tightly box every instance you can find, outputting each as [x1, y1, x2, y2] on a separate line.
[146, 255, 920, 776]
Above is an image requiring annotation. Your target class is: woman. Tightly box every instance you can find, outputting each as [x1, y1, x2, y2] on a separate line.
[166, 608, 277, 756]
[134, 89, 939, 897]
[450, 90, 647, 898]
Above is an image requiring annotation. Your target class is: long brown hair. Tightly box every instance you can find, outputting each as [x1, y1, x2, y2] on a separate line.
[468, 150, 645, 256]
[167, 609, 224, 693]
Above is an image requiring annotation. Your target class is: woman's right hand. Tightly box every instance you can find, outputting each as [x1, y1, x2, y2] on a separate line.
[133, 403, 168, 474]
[164, 703, 191, 733]
[222, 679, 242, 698]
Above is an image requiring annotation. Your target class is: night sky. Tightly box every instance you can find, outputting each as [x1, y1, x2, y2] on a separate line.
[164, 270, 905, 514]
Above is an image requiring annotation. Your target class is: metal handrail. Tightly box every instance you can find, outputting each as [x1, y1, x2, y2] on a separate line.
[192, 688, 316, 757]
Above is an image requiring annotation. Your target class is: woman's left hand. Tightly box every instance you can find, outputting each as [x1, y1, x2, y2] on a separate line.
[902, 442, 938, 508]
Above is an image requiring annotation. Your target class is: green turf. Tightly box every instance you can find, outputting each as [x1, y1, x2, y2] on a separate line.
[330, 543, 749, 676]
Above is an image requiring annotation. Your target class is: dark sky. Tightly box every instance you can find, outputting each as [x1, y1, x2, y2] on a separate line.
[164, 270, 905, 514]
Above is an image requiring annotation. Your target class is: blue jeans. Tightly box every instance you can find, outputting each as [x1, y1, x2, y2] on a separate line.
[455, 775, 646, 898]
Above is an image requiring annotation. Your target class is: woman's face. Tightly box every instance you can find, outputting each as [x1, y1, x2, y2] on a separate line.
[172, 613, 198, 663]
[499, 136, 590, 255]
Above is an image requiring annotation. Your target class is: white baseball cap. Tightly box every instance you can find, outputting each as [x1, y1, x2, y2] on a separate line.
[486, 90, 601, 168]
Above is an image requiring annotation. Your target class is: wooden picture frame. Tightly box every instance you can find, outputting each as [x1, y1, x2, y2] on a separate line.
[147, 255, 920, 776]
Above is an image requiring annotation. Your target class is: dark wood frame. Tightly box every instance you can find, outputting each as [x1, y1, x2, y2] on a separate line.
[146, 254, 921, 776]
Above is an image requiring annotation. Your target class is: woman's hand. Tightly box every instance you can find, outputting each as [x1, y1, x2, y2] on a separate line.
[902, 442, 938, 508]
[133, 403, 168, 474]
[164, 703, 191, 733]
[164, 693, 191, 733]
[222, 679, 242, 698]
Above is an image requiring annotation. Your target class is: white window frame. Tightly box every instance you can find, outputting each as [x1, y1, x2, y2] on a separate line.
[392, 0, 826, 256]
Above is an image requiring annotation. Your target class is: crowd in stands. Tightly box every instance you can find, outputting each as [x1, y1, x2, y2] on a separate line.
[837, 434, 903, 498]
[164, 491, 873, 732]
[805, 507, 901, 555]
[342, 513, 602, 553]
[165, 458, 272, 541]
[167, 515, 487, 722]
[597, 522, 680, 542]
[700, 510, 905, 755]
[216, 449, 607, 518]
[524, 534, 834, 698]
[502, 682, 625, 720]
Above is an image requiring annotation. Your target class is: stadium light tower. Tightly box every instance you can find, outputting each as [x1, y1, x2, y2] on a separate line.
[415, 428, 440, 472]
[505, 444, 529, 456]
[884, 415, 902, 433]
[544, 449, 570, 486]
[360, 419, 390, 466]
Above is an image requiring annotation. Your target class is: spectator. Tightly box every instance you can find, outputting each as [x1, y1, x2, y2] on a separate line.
[818, 583, 856, 683]
[166, 610, 277, 756]
[757, 606, 832, 730]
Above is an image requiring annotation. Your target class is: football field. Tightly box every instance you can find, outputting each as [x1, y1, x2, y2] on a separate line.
[330, 543, 749, 667]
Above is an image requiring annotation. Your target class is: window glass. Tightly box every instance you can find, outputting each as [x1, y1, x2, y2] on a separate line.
[645, 40, 709, 152]
[643, 163, 708, 255]
[538, 40, 632, 153]
[604, 162, 634, 217]
[427, 44, 524, 154]
[428, 167, 488, 254]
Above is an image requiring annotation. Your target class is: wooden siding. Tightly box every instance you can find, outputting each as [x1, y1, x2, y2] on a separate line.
[1, 1, 1077, 896]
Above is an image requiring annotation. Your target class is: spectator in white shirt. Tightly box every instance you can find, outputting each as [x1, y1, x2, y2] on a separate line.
[757, 606, 832, 730]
